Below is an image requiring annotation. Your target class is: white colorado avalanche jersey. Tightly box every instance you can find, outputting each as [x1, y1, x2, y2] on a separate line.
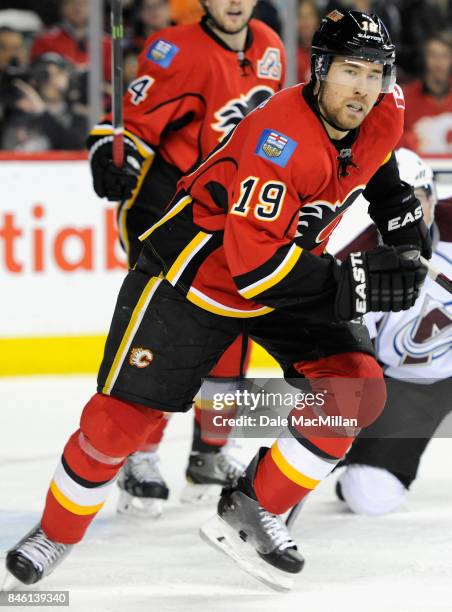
[365, 242, 452, 382]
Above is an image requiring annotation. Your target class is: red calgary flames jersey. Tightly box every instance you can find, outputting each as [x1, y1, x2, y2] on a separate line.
[142, 84, 405, 318]
[93, 18, 285, 174]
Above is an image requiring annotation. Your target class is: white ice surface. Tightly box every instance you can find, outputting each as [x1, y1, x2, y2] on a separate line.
[0, 376, 451, 612]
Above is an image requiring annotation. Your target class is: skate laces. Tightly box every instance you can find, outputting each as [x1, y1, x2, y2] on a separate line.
[216, 451, 245, 481]
[17, 528, 67, 571]
[257, 509, 296, 551]
[128, 452, 164, 484]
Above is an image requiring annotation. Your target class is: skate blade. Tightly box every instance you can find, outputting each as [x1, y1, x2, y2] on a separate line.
[116, 490, 164, 518]
[199, 515, 295, 593]
[180, 483, 221, 505]
[1, 569, 28, 592]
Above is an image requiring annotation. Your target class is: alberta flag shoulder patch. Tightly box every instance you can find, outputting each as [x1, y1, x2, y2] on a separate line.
[255, 129, 298, 168]
[146, 39, 180, 68]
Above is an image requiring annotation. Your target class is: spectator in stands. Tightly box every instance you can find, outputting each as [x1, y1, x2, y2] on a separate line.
[0, 26, 29, 144]
[31, 0, 112, 83]
[0, 26, 27, 73]
[0, 2, 60, 27]
[1, 52, 87, 151]
[401, 31, 452, 154]
[123, 47, 140, 90]
[297, 0, 320, 83]
[397, 0, 452, 77]
[129, 0, 173, 49]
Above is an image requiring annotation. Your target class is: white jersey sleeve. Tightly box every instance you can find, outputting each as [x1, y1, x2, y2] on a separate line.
[372, 242, 452, 383]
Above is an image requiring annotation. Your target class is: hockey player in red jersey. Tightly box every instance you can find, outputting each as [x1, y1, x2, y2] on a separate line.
[87, 0, 286, 515]
[6, 10, 432, 591]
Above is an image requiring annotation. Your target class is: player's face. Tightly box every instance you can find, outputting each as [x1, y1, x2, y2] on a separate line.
[317, 57, 384, 131]
[204, 0, 257, 34]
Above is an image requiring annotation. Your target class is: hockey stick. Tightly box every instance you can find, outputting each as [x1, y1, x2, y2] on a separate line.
[403, 251, 452, 295]
[111, 0, 124, 168]
[285, 499, 305, 529]
[420, 255, 452, 294]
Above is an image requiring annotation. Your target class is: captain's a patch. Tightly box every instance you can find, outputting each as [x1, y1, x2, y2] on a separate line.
[146, 39, 179, 68]
[255, 129, 298, 168]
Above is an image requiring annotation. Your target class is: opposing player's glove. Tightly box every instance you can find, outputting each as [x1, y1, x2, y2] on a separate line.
[334, 245, 428, 321]
[88, 135, 146, 201]
[368, 184, 432, 260]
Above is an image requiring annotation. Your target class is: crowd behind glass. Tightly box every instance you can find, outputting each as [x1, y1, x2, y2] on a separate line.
[0, 0, 451, 154]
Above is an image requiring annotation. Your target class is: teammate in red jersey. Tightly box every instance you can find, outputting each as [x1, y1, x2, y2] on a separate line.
[6, 10, 431, 591]
[87, 0, 286, 515]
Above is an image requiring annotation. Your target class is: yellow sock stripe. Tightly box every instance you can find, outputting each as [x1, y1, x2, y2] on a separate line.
[50, 480, 104, 516]
[102, 275, 162, 394]
[186, 288, 273, 318]
[239, 245, 303, 300]
[118, 154, 155, 260]
[165, 232, 209, 284]
[139, 195, 192, 241]
[271, 442, 320, 490]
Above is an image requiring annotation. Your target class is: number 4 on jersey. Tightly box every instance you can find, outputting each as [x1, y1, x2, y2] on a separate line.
[128, 75, 155, 105]
[231, 176, 286, 221]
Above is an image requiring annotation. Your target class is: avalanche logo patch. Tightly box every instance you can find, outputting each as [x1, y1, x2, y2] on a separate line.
[255, 129, 297, 168]
[146, 39, 179, 68]
[393, 294, 452, 366]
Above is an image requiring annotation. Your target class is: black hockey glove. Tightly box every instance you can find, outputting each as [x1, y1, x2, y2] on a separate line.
[88, 135, 146, 201]
[334, 245, 428, 321]
[368, 184, 432, 260]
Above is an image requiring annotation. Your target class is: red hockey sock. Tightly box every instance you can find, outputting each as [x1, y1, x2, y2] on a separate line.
[41, 393, 164, 544]
[138, 413, 171, 451]
[253, 352, 385, 514]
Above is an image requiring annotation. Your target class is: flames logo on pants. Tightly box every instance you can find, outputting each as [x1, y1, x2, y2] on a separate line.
[211, 86, 275, 141]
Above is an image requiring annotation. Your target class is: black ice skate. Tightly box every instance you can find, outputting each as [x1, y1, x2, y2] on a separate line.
[180, 449, 245, 504]
[5, 524, 72, 587]
[117, 451, 169, 518]
[199, 448, 304, 592]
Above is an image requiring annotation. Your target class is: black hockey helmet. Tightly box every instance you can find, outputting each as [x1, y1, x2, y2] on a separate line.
[311, 9, 396, 93]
